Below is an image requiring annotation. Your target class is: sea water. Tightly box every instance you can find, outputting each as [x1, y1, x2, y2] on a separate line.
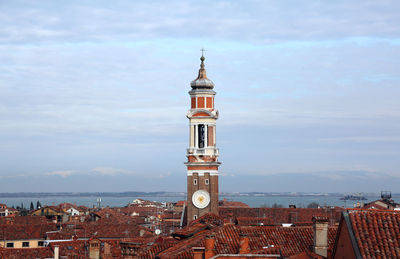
[0, 194, 385, 209]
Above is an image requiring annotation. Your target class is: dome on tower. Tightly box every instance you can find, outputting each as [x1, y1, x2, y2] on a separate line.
[191, 55, 214, 89]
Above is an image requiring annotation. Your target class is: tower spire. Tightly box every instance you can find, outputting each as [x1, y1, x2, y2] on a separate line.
[191, 49, 214, 89]
[197, 49, 207, 80]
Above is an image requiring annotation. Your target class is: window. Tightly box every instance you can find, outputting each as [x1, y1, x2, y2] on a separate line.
[194, 215, 198, 220]
[22, 242, 29, 247]
[6, 242, 14, 248]
[198, 124, 205, 148]
[38, 241, 44, 247]
[193, 179, 198, 185]
[205, 179, 209, 185]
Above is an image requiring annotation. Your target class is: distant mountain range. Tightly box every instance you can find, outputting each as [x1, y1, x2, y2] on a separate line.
[0, 192, 397, 198]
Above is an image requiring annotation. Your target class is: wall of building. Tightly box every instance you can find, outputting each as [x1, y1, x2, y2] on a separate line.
[0, 239, 44, 249]
[333, 220, 357, 259]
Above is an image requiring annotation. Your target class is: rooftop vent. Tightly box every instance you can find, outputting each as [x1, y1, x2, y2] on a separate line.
[381, 191, 392, 200]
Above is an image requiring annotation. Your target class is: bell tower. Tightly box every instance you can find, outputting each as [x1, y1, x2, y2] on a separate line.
[185, 53, 221, 223]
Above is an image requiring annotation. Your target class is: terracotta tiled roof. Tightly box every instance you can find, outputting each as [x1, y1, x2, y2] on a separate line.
[288, 250, 325, 259]
[122, 236, 177, 259]
[49, 240, 86, 257]
[94, 207, 136, 223]
[189, 213, 225, 227]
[52, 220, 153, 240]
[58, 202, 77, 209]
[220, 207, 343, 225]
[241, 226, 337, 257]
[0, 224, 57, 240]
[0, 247, 53, 259]
[154, 214, 337, 259]
[119, 206, 160, 216]
[219, 199, 250, 208]
[48, 238, 123, 258]
[347, 209, 400, 258]
[235, 217, 274, 226]
[0, 215, 49, 225]
[175, 201, 186, 206]
[172, 213, 224, 239]
[77, 205, 89, 211]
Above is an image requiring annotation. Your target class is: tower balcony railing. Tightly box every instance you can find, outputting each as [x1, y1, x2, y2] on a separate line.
[187, 147, 219, 156]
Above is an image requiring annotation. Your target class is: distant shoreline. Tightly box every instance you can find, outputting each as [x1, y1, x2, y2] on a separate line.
[0, 192, 397, 198]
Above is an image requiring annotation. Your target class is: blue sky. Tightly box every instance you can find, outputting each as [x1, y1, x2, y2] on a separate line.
[0, 0, 399, 192]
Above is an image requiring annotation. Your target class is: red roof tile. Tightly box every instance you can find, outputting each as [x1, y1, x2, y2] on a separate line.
[153, 213, 337, 259]
[220, 207, 343, 226]
[219, 199, 250, 208]
[0, 215, 49, 225]
[175, 201, 186, 206]
[0, 247, 53, 259]
[0, 224, 57, 240]
[348, 209, 400, 258]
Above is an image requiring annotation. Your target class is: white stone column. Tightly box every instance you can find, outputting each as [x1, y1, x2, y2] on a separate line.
[214, 125, 216, 146]
[190, 125, 195, 148]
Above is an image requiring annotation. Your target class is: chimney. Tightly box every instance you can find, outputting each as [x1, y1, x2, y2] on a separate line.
[192, 247, 205, 259]
[54, 245, 59, 259]
[205, 234, 216, 259]
[239, 233, 250, 254]
[313, 216, 328, 257]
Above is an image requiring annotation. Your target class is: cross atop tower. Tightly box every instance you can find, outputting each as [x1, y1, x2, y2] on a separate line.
[200, 48, 206, 57]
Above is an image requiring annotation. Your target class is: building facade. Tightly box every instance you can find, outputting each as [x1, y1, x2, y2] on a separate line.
[185, 55, 221, 223]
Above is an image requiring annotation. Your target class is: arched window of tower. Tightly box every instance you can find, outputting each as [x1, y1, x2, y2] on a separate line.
[198, 124, 205, 148]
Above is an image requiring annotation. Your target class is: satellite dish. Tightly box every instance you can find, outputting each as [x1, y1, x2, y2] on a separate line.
[155, 229, 161, 235]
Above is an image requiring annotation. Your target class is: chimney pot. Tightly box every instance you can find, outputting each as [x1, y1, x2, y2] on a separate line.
[239, 233, 250, 254]
[313, 216, 328, 257]
[54, 245, 59, 259]
[193, 247, 205, 259]
[205, 234, 216, 259]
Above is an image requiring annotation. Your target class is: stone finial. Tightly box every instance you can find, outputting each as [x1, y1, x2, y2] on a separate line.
[196, 54, 208, 80]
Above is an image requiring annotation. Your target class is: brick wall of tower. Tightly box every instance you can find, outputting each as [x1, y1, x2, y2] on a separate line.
[187, 174, 194, 222]
[209, 174, 219, 216]
[187, 172, 219, 222]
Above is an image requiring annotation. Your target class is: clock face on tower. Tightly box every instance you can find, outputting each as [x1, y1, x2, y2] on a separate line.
[192, 190, 210, 209]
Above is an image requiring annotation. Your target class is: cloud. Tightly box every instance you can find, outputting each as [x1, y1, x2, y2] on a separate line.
[1, 1, 400, 45]
[47, 170, 76, 178]
[158, 172, 172, 179]
[91, 167, 130, 176]
[0, 1, 399, 192]
[318, 136, 400, 144]
[46, 168, 133, 178]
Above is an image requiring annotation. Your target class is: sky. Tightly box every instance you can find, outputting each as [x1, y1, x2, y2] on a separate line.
[0, 0, 399, 193]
